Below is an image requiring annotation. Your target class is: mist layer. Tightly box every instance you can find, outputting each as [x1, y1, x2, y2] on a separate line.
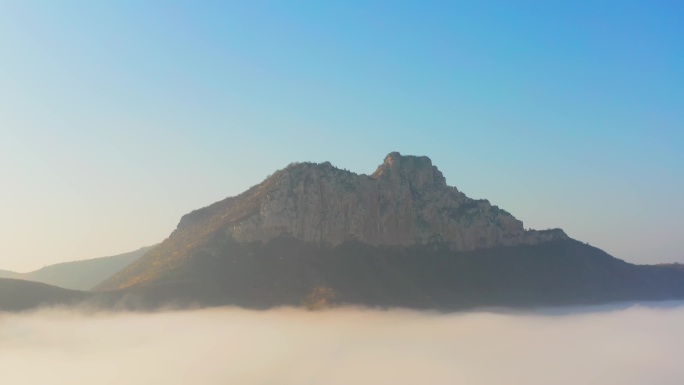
[1, 304, 683, 385]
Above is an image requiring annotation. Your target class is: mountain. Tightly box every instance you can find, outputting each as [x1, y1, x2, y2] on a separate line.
[85, 153, 684, 311]
[0, 246, 153, 291]
[99, 153, 566, 291]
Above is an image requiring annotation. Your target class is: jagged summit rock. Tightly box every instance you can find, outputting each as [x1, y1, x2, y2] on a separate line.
[371, 152, 447, 188]
[174, 152, 566, 250]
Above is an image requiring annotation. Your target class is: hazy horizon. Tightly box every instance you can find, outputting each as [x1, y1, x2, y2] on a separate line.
[1, 2, 682, 271]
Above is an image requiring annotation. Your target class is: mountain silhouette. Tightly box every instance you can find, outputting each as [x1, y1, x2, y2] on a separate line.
[4, 154, 684, 312]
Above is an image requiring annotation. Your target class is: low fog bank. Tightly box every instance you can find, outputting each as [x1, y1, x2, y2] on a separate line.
[2, 304, 684, 385]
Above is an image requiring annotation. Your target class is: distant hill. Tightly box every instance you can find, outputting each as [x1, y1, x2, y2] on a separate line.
[0, 278, 88, 311]
[0, 269, 19, 279]
[0, 246, 153, 291]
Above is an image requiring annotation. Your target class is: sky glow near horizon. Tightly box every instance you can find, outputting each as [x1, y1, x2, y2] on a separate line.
[0, 1, 682, 271]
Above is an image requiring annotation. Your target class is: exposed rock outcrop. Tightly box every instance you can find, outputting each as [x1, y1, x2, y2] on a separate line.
[176, 152, 566, 250]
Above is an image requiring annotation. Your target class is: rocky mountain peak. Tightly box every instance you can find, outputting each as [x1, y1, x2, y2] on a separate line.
[372, 152, 447, 188]
[171, 154, 567, 251]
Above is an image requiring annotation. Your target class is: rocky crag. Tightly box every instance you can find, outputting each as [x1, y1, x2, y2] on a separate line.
[180, 152, 565, 249]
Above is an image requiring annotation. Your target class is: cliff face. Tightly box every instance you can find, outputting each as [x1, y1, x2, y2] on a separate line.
[176, 152, 566, 250]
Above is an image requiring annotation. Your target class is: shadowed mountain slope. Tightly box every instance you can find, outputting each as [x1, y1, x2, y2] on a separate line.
[89, 238, 684, 311]
[6, 238, 684, 313]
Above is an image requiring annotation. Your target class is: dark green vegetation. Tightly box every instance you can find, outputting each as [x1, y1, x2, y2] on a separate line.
[0, 246, 153, 291]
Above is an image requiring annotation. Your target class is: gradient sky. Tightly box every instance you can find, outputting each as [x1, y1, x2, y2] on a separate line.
[1, 1, 682, 272]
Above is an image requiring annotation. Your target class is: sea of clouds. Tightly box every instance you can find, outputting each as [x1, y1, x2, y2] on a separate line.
[2, 303, 684, 385]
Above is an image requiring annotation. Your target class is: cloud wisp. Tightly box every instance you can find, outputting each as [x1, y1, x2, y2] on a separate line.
[1, 304, 684, 385]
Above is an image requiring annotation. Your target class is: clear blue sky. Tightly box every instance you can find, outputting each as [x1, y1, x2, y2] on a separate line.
[1, 1, 682, 271]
